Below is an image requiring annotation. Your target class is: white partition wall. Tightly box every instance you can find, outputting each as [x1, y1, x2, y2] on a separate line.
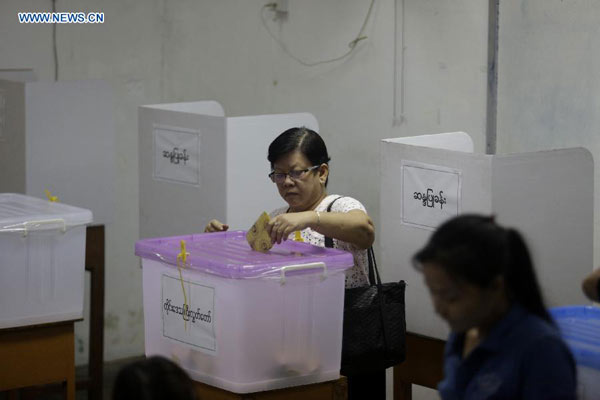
[0, 79, 116, 225]
[380, 132, 594, 339]
[139, 101, 318, 239]
[0, 69, 36, 82]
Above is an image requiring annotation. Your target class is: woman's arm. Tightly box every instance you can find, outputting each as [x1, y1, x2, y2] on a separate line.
[268, 209, 375, 249]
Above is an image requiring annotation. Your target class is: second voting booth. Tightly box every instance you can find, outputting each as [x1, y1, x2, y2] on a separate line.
[380, 132, 594, 340]
[138, 101, 318, 239]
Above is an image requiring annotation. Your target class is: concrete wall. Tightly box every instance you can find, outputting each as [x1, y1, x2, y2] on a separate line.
[497, 0, 600, 268]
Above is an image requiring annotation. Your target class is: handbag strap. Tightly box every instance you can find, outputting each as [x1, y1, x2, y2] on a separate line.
[367, 247, 382, 286]
[369, 246, 393, 362]
[323, 196, 379, 287]
[324, 196, 343, 249]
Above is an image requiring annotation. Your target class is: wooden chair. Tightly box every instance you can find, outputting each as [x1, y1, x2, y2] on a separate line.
[393, 332, 445, 400]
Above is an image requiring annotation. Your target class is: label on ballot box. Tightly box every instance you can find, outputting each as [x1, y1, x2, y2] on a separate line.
[161, 274, 216, 354]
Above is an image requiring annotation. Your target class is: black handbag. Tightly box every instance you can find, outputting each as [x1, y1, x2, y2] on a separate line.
[324, 197, 406, 375]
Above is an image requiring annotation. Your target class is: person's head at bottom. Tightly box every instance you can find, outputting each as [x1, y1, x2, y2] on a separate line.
[112, 356, 197, 400]
[413, 214, 553, 335]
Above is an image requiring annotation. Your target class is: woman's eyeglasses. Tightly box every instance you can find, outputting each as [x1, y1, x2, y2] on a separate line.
[268, 165, 320, 184]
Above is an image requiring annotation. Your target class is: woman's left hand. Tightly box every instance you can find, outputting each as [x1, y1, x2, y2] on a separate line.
[267, 212, 316, 244]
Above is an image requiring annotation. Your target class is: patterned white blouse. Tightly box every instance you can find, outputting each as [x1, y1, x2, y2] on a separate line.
[269, 194, 369, 288]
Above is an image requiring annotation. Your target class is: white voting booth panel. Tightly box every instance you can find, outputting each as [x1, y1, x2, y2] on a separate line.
[139, 101, 318, 239]
[0, 69, 36, 82]
[0, 79, 116, 225]
[381, 132, 593, 340]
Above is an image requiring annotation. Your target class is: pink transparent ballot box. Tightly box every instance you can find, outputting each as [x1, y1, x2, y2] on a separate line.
[135, 231, 353, 393]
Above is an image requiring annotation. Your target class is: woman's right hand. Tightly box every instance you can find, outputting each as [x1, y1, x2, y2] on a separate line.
[204, 219, 229, 233]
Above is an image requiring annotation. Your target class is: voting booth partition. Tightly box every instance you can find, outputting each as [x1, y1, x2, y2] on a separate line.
[0, 79, 116, 226]
[0, 69, 36, 82]
[380, 132, 594, 340]
[138, 101, 318, 239]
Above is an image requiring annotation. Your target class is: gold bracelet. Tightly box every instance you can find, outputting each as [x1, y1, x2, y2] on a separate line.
[315, 210, 321, 228]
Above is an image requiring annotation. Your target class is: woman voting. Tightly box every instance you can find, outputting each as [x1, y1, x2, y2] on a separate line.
[414, 214, 576, 400]
[205, 127, 384, 399]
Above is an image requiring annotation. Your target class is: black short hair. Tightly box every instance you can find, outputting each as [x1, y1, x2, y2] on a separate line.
[268, 127, 331, 185]
[112, 356, 197, 400]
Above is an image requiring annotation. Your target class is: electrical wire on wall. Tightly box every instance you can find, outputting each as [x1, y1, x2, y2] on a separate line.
[393, 0, 406, 125]
[52, 0, 58, 81]
[260, 0, 376, 67]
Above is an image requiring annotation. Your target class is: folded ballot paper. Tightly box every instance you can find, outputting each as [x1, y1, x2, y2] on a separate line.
[246, 211, 274, 252]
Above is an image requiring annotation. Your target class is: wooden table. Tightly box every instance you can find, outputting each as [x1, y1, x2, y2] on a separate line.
[0, 321, 76, 399]
[194, 376, 347, 400]
[78, 225, 105, 400]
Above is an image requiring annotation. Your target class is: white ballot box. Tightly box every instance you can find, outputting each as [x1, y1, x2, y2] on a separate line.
[380, 132, 593, 339]
[0, 193, 92, 329]
[139, 101, 318, 238]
